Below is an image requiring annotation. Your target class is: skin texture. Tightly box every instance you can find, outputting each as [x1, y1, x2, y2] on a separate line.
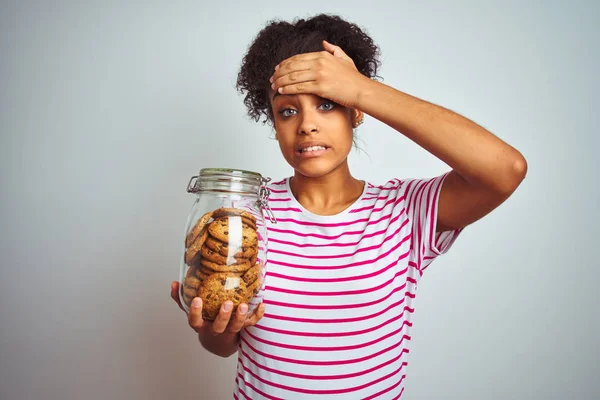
[172, 37, 527, 358]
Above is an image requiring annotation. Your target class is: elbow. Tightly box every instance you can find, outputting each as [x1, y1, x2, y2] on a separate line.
[497, 152, 528, 195]
[207, 347, 238, 358]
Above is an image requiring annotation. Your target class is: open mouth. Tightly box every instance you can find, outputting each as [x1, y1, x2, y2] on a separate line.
[299, 145, 329, 154]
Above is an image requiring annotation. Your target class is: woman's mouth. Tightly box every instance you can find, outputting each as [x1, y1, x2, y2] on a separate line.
[297, 145, 329, 158]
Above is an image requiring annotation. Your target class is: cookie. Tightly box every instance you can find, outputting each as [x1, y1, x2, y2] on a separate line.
[200, 258, 252, 273]
[200, 244, 250, 265]
[244, 277, 263, 301]
[204, 236, 257, 259]
[185, 265, 198, 278]
[183, 274, 201, 290]
[182, 292, 193, 308]
[212, 208, 257, 225]
[213, 214, 257, 231]
[198, 273, 247, 320]
[183, 282, 199, 299]
[195, 266, 211, 281]
[185, 211, 213, 248]
[207, 217, 258, 248]
[184, 229, 208, 266]
[242, 264, 262, 285]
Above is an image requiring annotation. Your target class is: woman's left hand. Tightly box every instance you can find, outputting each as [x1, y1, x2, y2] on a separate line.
[269, 40, 370, 109]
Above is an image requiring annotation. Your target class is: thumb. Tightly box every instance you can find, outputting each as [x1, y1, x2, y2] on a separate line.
[323, 40, 348, 59]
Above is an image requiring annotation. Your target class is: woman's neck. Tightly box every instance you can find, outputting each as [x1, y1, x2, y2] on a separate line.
[289, 163, 364, 216]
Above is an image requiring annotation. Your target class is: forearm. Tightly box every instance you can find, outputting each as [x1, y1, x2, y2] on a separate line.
[356, 78, 526, 193]
[198, 330, 240, 358]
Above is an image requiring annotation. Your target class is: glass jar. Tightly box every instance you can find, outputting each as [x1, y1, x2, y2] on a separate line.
[179, 168, 276, 321]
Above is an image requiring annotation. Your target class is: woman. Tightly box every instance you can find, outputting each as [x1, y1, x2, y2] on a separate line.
[171, 14, 527, 399]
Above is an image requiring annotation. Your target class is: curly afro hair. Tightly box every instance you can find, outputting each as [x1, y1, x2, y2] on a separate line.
[236, 14, 381, 125]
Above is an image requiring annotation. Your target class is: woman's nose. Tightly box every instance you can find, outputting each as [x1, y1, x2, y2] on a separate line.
[298, 111, 319, 135]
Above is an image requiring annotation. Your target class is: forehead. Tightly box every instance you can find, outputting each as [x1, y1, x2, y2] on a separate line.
[269, 90, 324, 103]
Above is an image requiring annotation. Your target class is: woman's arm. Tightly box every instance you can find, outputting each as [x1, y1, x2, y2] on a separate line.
[355, 79, 527, 231]
[270, 41, 527, 231]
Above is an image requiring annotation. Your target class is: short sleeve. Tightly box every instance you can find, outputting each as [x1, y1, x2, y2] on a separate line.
[400, 172, 463, 272]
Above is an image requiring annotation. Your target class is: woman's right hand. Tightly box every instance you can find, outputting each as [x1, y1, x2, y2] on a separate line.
[170, 281, 265, 336]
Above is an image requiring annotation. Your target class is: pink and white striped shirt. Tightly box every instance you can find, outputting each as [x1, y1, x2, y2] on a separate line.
[234, 173, 462, 399]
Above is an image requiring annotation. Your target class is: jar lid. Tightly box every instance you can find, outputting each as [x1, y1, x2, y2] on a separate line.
[199, 168, 263, 181]
[187, 168, 268, 193]
[186, 168, 276, 223]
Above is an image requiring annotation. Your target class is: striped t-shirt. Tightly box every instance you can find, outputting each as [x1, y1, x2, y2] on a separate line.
[233, 173, 462, 399]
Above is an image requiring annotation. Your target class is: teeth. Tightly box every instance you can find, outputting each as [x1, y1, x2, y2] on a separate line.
[301, 146, 326, 153]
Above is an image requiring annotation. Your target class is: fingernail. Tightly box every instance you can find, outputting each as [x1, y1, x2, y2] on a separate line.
[223, 302, 232, 312]
[271, 83, 275, 90]
[269, 76, 273, 83]
[239, 304, 248, 314]
[275, 64, 279, 70]
[192, 298, 201, 308]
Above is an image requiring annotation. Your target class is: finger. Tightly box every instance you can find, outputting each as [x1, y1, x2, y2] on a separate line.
[171, 281, 184, 311]
[272, 70, 319, 92]
[276, 81, 319, 96]
[226, 303, 249, 333]
[270, 60, 316, 83]
[322, 40, 349, 60]
[210, 301, 234, 335]
[275, 51, 327, 71]
[188, 297, 205, 332]
[243, 303, 265, 328]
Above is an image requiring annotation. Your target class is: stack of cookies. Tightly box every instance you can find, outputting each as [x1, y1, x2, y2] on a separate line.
[181, 207, 264, 320]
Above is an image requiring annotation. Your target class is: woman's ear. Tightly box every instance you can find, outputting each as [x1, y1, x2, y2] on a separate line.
[352, 110, 365, 128]
[269, 126, 278, 141]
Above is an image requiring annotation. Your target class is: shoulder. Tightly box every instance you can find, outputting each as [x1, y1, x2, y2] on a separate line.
[361, 177, 405, 200]
[370, 174, 450, 198]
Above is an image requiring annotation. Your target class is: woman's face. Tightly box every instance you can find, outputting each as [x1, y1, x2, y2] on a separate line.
[269, 91, 357, 178]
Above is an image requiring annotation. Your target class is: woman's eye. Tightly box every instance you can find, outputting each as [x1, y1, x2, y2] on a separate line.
[319, 102, 335, 111]
[279, 109, 296, 117]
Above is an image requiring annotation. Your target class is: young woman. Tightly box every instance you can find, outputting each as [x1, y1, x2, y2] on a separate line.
[171, 14, 527, 399]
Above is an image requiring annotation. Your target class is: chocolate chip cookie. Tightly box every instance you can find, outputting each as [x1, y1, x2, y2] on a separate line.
[242, 264, 262, 285]
[212, 208, 257, 226]
[200, 258, 252, 273]
[200, 244, 248, 265]
[207, 217, 258, 248]
[185, 211, 213, 248]
[184, 229, 208, 266]
[204, 236, 257, 259]
[198, 273, 247, 320]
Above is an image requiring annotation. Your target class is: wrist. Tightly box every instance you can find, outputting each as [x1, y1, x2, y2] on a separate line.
[354, 75, 378, 112]
[197, 328, 240, 358]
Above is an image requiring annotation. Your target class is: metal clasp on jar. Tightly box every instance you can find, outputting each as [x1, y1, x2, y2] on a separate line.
[186, 175, 199, 193]
[260, 177, 277, 224]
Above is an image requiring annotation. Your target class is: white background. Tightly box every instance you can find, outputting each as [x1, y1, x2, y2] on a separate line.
[1, 1, 598, 399]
